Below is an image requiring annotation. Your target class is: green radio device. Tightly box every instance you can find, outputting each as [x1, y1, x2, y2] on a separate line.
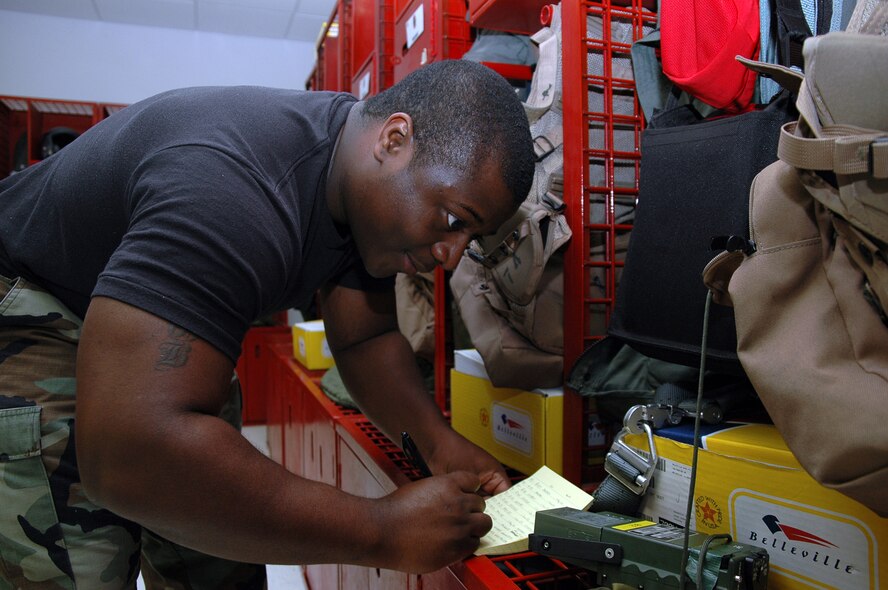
[529, 507, 769, 589]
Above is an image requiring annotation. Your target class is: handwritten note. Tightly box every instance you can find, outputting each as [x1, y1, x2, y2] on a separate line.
[476, 466, 594, 556]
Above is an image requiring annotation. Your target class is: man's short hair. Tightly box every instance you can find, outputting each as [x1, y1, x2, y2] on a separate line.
[363, 59, 534, 207]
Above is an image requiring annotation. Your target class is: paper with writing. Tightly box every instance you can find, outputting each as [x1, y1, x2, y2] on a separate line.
[475, 465, 594, 556]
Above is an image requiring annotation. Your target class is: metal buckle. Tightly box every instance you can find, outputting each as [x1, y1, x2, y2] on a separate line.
[465, 228, 522, 269]
[604, 405, 661, 497]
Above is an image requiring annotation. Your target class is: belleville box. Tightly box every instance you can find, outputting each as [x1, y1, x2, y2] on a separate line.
[624, 423, 887, 590]
[450, 349, 563, 476]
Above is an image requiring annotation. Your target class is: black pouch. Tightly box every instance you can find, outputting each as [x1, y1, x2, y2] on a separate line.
[608, 91, 796, 373]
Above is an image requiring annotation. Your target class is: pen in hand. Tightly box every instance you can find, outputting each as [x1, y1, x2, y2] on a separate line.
[401, 431, 433, 478]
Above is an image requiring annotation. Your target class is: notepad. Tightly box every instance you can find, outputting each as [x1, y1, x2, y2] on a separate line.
[475, 465, 594, 556]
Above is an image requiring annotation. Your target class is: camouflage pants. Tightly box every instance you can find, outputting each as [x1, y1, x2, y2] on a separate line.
[0, 276, 267, 589]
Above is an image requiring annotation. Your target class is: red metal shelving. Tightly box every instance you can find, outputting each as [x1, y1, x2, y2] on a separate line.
[560, 0, 656, 484]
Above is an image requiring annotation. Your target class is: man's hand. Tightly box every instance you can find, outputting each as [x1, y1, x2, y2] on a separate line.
[372, 471, 491, 573]
[320, 283, 512, 499]
[426, 431, 511, 496]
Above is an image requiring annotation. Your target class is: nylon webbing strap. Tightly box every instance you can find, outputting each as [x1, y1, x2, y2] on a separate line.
[778, 122, 888, 177]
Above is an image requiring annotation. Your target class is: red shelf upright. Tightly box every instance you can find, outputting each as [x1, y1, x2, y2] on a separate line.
[234, 326, 291, 425]
[559, 1, 656, 484]
[432, 266, 450, 414]
[391, 0, 474, 84]
[344, 0, 395, 98]
[316, 6, 348, 93]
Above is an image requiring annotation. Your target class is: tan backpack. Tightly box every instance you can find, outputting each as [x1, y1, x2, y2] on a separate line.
[704, 7, 888, 516]
[450, 5, 570, 390]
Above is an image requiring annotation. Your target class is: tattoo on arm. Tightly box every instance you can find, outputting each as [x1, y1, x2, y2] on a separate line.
[155, 324, 195, 371]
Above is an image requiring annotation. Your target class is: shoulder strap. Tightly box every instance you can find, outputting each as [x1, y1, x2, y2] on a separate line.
[774, 0, 814, 68]
[815, 0, 834, 37]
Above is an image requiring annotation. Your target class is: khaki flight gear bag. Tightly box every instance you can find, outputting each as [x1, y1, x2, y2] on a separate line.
[704, 5, 888, 517]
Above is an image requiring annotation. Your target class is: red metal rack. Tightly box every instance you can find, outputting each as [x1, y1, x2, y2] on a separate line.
[0, 97, 27, 177]
[559, 0, 656, 484]
[336, 0, 655, 488]
[430, 0, 654, 487]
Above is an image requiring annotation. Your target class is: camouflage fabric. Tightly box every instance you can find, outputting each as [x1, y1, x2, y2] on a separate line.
[0, 276, 266, 589]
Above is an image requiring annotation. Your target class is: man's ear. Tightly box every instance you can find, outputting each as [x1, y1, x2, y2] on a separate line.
[373, 112, 413, 163]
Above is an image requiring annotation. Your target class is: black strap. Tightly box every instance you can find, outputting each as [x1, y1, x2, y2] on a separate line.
[775, 0, 814, 68]
[774, 0, 833, 69]
[816, 0, 833, 38]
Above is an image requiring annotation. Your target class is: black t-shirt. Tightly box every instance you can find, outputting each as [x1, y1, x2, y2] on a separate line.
[0, 86, 390, 362]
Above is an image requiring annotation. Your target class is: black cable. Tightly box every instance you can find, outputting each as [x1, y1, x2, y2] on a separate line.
[679, 289, 713, 589]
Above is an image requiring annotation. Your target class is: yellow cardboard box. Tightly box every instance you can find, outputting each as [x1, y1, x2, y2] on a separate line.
[450, 349, 563, 476]
[291, 320, 334, 370]
[625, 424, 887, 590]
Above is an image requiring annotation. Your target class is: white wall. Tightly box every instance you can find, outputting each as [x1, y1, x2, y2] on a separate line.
[0, 10, 318, 105]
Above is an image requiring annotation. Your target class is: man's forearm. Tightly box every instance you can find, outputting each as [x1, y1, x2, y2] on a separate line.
[83, 409, 387, 565]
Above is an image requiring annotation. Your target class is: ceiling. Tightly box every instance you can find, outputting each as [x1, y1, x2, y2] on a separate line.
[0, 0, 339, 43]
